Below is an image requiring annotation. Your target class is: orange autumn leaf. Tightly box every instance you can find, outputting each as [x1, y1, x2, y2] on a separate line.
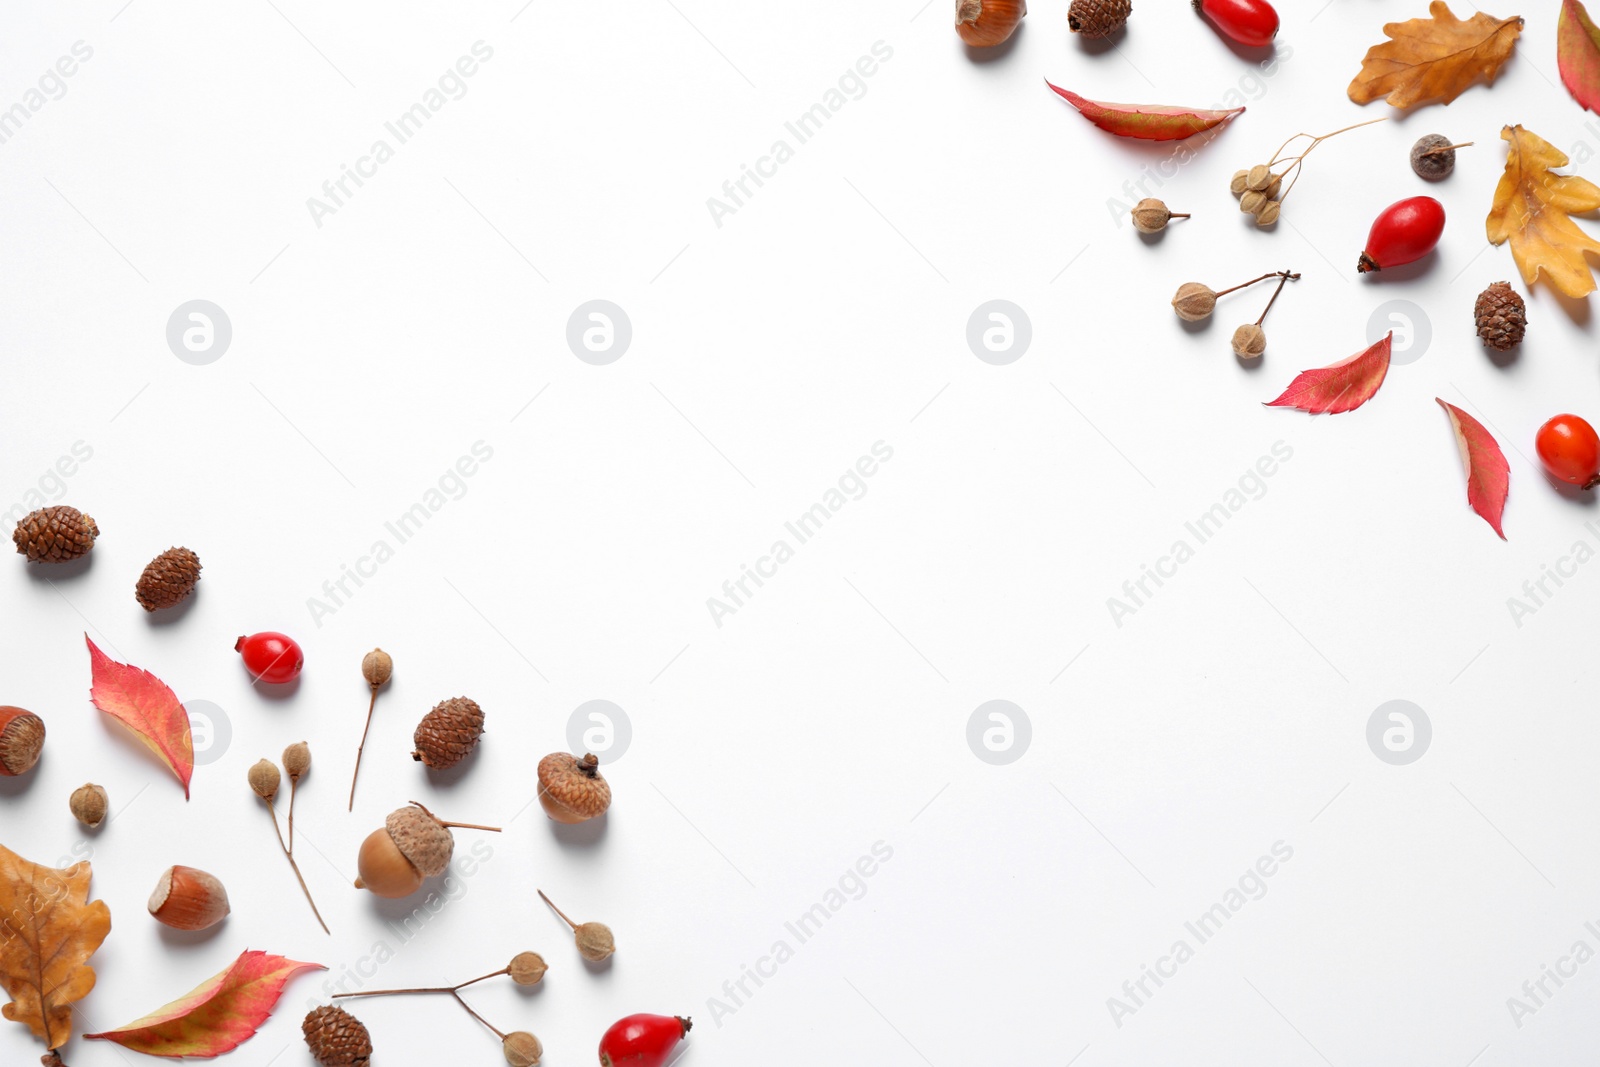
[85, 634, 194, 797]
[1486, 125, 1600, 298]
[1348, 1, 1522, 109]
[0, 843, 112, 1051]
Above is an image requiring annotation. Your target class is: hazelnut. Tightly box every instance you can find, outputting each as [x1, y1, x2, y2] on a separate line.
[955, 0, 1026, 47]
[149, 865, 230, 930]
[537, 753, 612, 824]
[0, 706, 45, 777]
[70, 783, 108, 828]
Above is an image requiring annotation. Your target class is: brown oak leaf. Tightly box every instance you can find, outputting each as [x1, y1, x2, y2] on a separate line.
[0, 844, 111, 1051]
[1348, 1, 1523, 109]
[1486, 125, 1600, 297]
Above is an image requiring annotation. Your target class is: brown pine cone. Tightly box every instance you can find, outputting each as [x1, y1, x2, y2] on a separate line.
[303, 1006, 372, 1067]
[1475, 281, 1526, 351]
[135, 547, 202, 611]
[12, 506, 98, 563]
[1068, 0, 1131, 37]
[412, 696, 484, 768]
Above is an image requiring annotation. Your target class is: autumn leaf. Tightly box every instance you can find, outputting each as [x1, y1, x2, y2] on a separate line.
[85, 634, 194, 797]
[0, 844, 111, 1051]
[1436, 399, 1510, 539]
[1265, 334, 1393, 415]
[1045, 82, 1244, 141]
[86, 951, 323, 1058]
[1485, 125, 1600, 298]
[1347, 1, 1522, 109]
[1559, 0, 1600, 113]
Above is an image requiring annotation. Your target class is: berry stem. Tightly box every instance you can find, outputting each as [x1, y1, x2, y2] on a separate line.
[287, 777, 298, 853]
[537, 889, 578, 930]
[1253, 271, 1300, 325]
[1168, 212, 1191, 220]
[453, 968, 511, 991]
[408, 800, 502, 833]
[1424, 141, 1473, 156]
[1215, 271, 1289, 298]
[267, 799, 330, 935]
[349, 688, 378, 812]
[334, 985, 459, 998]
[451, 991, 506, 1040]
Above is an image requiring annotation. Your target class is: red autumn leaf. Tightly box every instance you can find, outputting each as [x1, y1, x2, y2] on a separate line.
[1437, 398, 1510, 539]
[1560, 0, 1600, 114]
[85, 951, 323, 1058]
[1045, 81, 1245, 141]
[1264, 333, 1393, 415]
[85, 634, 194, 797]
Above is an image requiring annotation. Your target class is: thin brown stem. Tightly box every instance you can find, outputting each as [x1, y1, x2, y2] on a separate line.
[1215, 272, 1288, 298]
[1424, 141, 1473, 156]
[334, 985, 458, 999]
[267, 801, 330, 935]
[1254, 272, 1300, 326]
[287, 778, 298, 852]
[349, 688, 378, 811]
[537, 889, 577, 930]
[452, 991, 505, 1040]
[1169, 213, 1191, 220]
[453, 968, 510, 991]
[407, 800, 501, 833]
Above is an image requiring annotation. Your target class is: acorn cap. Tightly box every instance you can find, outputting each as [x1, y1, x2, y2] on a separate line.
[12, 506, 98, 563]
[135, 547, 201, 611]
[537, 753, 612, 822]
[386, 804, 454, 877]
[303, 1005, 372, 1067]
[412, 696, 484, 769]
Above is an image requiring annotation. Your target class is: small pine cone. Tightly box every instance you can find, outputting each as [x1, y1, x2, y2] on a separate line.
[1068, 0, 1130, 36]
[1475, 281, 1526, 351]
[13, 506, 98, 563]
[303, 1006, 372, 1067]
[135, 547, 201, 611]
[412, 696, 484, 768]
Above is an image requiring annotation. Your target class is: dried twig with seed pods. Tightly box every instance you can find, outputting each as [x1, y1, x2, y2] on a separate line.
[349, 648, 392, 810]
[1230, 118, 1387, 226]
[248, 754, 329, 934]
[538, 889, 615, 962]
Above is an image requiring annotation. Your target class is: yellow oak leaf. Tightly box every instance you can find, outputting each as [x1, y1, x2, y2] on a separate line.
[0, 844, 111, 1050]
[1348, 1, 1523, 109]
[1486, 125, 1600, 298]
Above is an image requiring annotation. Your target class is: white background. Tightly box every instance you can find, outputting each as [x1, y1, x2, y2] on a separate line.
[2, 1, 1599, 1064]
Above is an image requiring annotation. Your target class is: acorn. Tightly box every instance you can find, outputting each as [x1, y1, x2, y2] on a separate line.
[12, 506, 97, 563]
[0, 707, 45, 776]
[354, 803, 501, 899]
[148, 865, 230, 931]
[303, 1005, 372, 1067]
[412, 696, 484, 769]
[537, 753, 612, 824]
[69, 783, 108, 828]
[135, 547, 201, 611]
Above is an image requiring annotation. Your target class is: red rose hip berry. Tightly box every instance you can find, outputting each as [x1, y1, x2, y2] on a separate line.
[598, 1014, 691, 1067]
[1358, 196, 1445, 273]
[1536, 414, 1600, 489]
[1194, 0, 1278, 46]
[235, 631, 304, 684]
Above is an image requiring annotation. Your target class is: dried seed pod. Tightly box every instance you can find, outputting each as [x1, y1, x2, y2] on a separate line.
[303, 1005, 372, 1067]
[355, 803, 501, 898]
[135, 547, 201, 612]
[509, 951, 548, 986]
[1240, 190, 1268, 215]
[148, 864, 230, 931]
[1130, 197, 1188, 234]
[955, 0, 1026, 46]
[12, 506, 98, 563]
[248, 758, 281, 801]
[1068, 0, 1130, 38]
[412, 696, 484, 769]
[1245, 164, 1273, 191]
[0, 707, 45, 777]
[1256, 200, 1282, 226]
[362, 648, 392, 690]
[1171, 282, 1217, 321]
[503, 1031, 543, 1067]
[284, 741, 311, 781]
[538, 890, 615, 962]
[1263, 175, 1282, 200]
[537, 753, 612, 824]
[1229, 169, 1249, 196]
[1410, 133, 1469, 181]
[70, 783, 108, 828]
[1232, 323, 1267, 358]
[1475, 281, 1526, 351]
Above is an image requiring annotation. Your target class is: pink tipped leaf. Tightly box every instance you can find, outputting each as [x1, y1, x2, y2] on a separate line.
[1436, 398, 1510, 539]
[85, 634, 194, 797]
[1559, 0, 1600, 114]
[1265, 333, 1393, 415]
[85, 951, 324, 1058]
[1045, 81, 1244, 141]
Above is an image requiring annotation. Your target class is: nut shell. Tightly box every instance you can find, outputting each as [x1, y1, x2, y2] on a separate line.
[412, 696, 484, 769]
[537, 753, 612, 824]
[148, 865, 230, 931]
[0, 707, 44, 776]
[70, 783, 108, 828]
[135, 547, 201, 611]
[353, 826, 424, 898]
[303, 1005, 372, 1067]
[955, 0, 1026, 46]
[12, 506, 98, 563]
